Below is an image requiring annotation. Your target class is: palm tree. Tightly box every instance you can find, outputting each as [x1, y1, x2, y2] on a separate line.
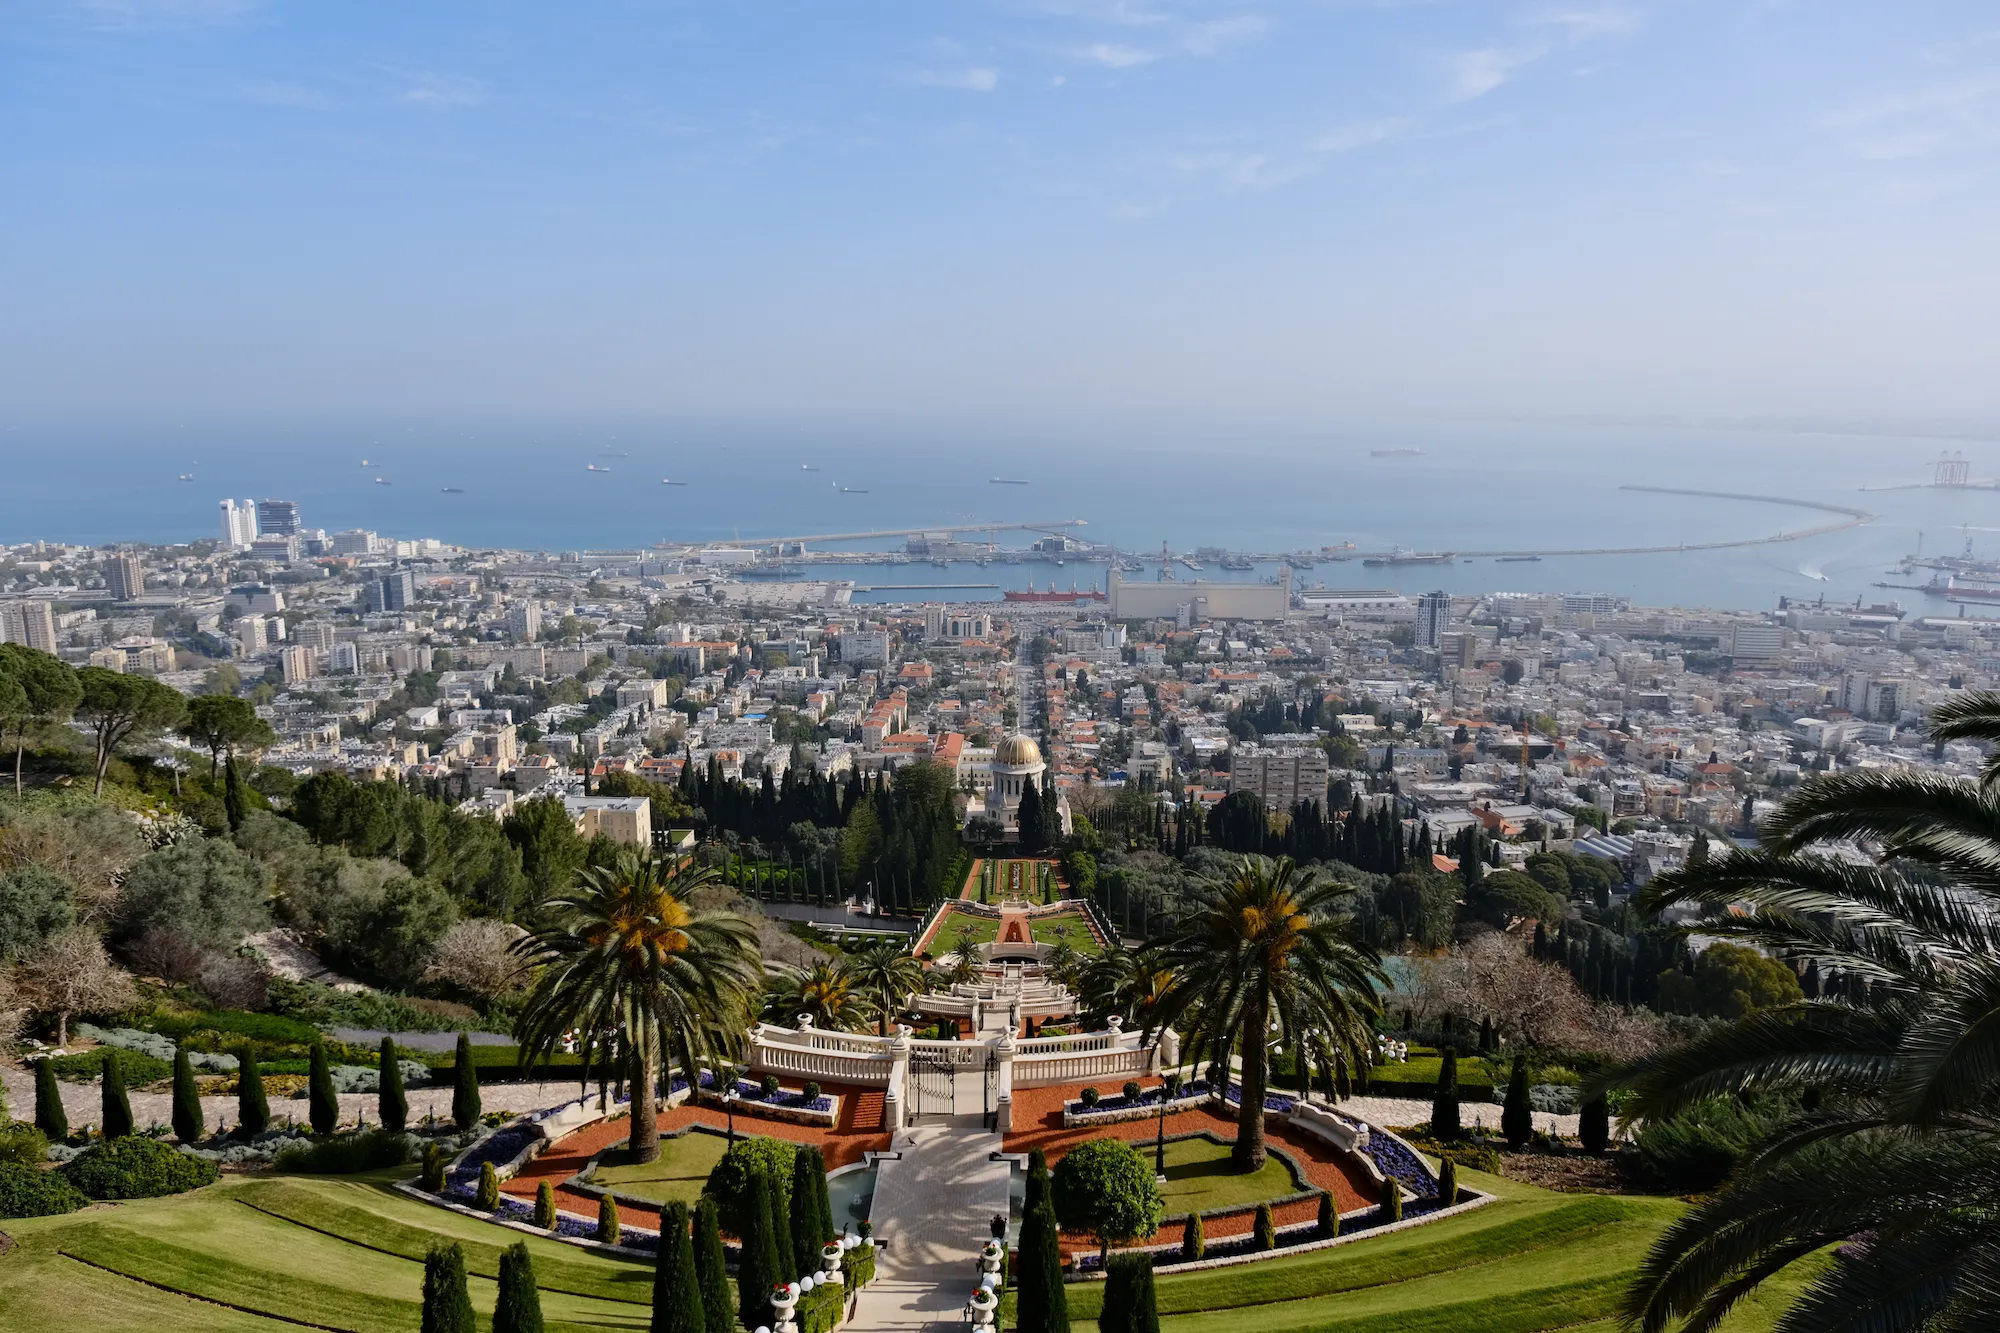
[513, 850, 761, 1164]
[1043, 940, 1081, 989]
[1079, 942, 1170, 1030]
[845, 937, 923, 1037]
[764, 958, 869, 1031]
[1149, 855, 1385, 1171]
[1613, 696, 2000, 1332]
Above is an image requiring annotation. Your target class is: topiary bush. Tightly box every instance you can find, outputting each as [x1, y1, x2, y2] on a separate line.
[1051, 1138, 1162, 1260]
[1316, 1191, 1339, 1238]
[1180, 1211, 1204, 1262]
[702, 1135, 798, 1237]
[46, 1048, 172, 1086]
[476, 1160, 500, 1210]
[1436, 1157, 1459, 1207]
[1252, 1202, 1275, 1251]
[802, 1081, 821, 1101]
[276, 1129, 414, 1175]
[597, 1193, 621, 1245]
[58, 1137, 219, 1200]
[421, 1141, 446, 1192]
[1122, 1081, 1142, 1102]
[1080, 1087, 1100, 1108]
[534, 1179, 557, 1229]
[0, 1163, 88, 1218]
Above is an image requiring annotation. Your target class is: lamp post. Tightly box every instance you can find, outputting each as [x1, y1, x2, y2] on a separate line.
[722, 1068, 738, 1146]
[1155, 1072, 1181, 1177]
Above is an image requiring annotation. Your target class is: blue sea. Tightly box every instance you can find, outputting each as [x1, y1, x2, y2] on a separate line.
[7, 415, 1999, 613]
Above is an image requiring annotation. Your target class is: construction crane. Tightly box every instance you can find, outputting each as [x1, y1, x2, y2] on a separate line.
[1157, 541, 1176, 582]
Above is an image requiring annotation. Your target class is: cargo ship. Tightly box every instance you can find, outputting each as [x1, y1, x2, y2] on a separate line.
[1362, 548, 1455, 567]
[1928, 577, 2000, 602]
[1003, 580, 1106, 603]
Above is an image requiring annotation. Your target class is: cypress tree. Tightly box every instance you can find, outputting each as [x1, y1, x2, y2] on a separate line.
[652, 1200, 705, 1333]
[790, 1144, 828, 1276]
[452, 1032, 481, 1131]
[171, 1046, 204, 1143]
[693, 1197, 733, 1333]
[1580, 1093, 1611, 1156]
[1501, 1052, 1532, 1150]
[1379, 1177, 1402, 1223]
[1478, 1016, 1495, 1052]
[237, 1045, 269, 1135]
[768, 1161, 795, 1283]
[101, 1049, 133, 1139]
[494, 1241, 545, 1333]
[1316, 1191, 1339, 1238]
[736, 1168, 779, 1329]
[477, 1161, 500, 1210]
[1025, 1146, 1050, 1216]
[1100, 1253, 1134, 1333]
[422, 1142, 446, 1193]
[1253, 1202, 1276, 1251]
[379, 1036, 408, 1133]
[34, 1057, 68, 1141]
[421, 1242, 476, 1333]
[224, 756, 247, 832]
[1015, 1203, 1069, 1333]
[1428, 1046, 1460, 1143]
[1180, 1211, 1204, 1262]
[308, 1039, 338, 1135]
[1436, 1157, 1459, 1207]
[598, 1194, 622, 1245]
[1119, 1253, 1158, 1333]
[534, 1179, 557, 1229]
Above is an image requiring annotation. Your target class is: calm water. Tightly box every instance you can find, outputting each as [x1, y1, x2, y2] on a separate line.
[8, 415, 1999, 612]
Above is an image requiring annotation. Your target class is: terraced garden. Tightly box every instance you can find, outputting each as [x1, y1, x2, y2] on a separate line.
[0, 1156, 1816, 1333]
[587, 1129, 731, 1205]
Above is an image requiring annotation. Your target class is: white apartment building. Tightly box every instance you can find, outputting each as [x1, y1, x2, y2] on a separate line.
[1228, 743, 1331, 811]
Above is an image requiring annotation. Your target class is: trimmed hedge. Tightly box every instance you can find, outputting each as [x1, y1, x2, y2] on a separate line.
[0, 1163, 88, 1218]
[276, 1129, 415, 1175]
[45, 1048, 173, 1086]
[798, 1279, 845, 1333]
[58, 1137, 220, 1200]
[843, 1241, 877, 1289]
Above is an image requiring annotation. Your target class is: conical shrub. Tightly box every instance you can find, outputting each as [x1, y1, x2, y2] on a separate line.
[421, 1241, 475, 1333]
[1428, 1046, 1460, 1143]
[598, 1193, 622, 1246]
[1316, 1191, 1339, 1238]
[476, 1160, 500, 1211]
[308, 1040, 338, 1136]
[34, 1058, 68, 1141]
[494, 1241, 545, 1333]
[100, 1050, 133, 1139]
[1501, 1053, 1532, 1149]
[1437, 1157, 1458, 1207]
[1179, 1211, 1203, 1262]
[1579, 1093, 1610, 1155]
[1380, 1176, 1402, 1223]
[379, 1036, 408, 1134]
[651, 1200, 705, 1333]
[1253, 1202, 1275, 1251]
[693, 1197, 733, 1333]
[451, 1033, 480, 1131]
[1016, 1202, 1069, 1333]
[237, 1046, 269, 1135]
[171, 1047, 203, 1143]
[534, 1179, 557, 1229]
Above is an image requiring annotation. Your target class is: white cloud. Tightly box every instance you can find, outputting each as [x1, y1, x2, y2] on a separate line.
[916, 67, 1000, 92]
[1314, 117, 1416, 153]
[1448, 45, 1547, 101]
[1526, 6, 1642, 40]
[1182, 15, 1267, 56]
[392, 70, 488, 108]
[1080, 43, 1159, 67]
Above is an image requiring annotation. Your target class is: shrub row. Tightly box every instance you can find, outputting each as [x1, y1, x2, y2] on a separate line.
[56, 1137, 219, 1201]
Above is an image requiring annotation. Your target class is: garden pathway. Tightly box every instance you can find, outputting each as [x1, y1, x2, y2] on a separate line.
[851, 1124, 1009, 1331]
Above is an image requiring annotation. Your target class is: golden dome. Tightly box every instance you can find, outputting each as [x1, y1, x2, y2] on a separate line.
[994, 733, 1043, 767]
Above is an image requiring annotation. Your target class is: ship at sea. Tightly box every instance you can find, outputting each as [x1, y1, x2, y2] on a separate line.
[1497, 555, 1543, 563]
[1362, 547, 1455, 567]
[1003, 579, 1106, 603]
[1370, 447, 1423, 458]
[1927, 576, 2000, 602]
[989, 477, 1030, 485]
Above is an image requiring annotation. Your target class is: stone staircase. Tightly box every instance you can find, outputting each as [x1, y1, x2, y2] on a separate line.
[849, 1125, 1010, 1331]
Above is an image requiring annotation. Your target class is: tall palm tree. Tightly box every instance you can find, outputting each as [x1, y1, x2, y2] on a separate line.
[764, 958, 869, 1031]
[1149, 855, 1385, 1171]
[1079, 941, 1171, 1030]
[512, 850, 761, 1164]
[1614, 695, 2000, 1333]
[845, 937, 923, 1037]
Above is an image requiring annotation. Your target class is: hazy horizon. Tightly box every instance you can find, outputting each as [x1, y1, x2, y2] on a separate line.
[5, 1, 1998, 423]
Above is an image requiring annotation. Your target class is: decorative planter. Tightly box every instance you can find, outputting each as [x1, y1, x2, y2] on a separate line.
[821, 1242, 844, 1277]
[980, 1242, 1004, 1274]
[968, 1288, 998, 1327]
[771, 1282, 799, 1333]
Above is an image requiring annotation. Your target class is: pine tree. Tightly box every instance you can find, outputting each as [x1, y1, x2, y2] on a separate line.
[494, 1242, 545, 1333]
[97, 1049, 132, 1139]
[737, 1168, 779, 1329]
[1428, 1046, 1460, 1143]
[1579, 1093, 1610, 1156]
[452, 1032, 481, 1131]
[34, 1057, 68, 1141]
[422, 1242, 476, 1333]
[1015, 1203, 1070, 1333]
[379, 1036, 408, 1133]
[1316, 1191, 1339, 1238]
[534, 1179, 557, 1229]
[171, 1046, 203, 1143]
[1180, 1212, 1204, 1262]
[652, 1200, 705, 1333]
[238, 1045, 269, 1135]
[308, 1039, 338, 1135]
[598, 1194, 622, 1246]
[1253, 1202, 1276, 1251]
[1501, 1052, 1532, 1149]
[693, 1197, 733, 1333]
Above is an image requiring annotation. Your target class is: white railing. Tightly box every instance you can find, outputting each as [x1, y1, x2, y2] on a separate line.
[754, 1043, 893, 1086]
[1012, 1048, 1150, 1088]
[1017, 1032, 1113, 1055]
[911, 1039, 989, 1068]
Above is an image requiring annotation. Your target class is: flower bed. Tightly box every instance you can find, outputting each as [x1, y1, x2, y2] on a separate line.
[1360, 1126, 1436, 1197]
[694, 1072, 838, 1127]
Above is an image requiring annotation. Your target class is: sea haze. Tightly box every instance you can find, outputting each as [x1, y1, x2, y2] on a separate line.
[6, 417, 1997, 614]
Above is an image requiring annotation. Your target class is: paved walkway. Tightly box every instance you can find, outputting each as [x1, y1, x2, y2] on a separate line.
[851, 1124, 1008, 1332]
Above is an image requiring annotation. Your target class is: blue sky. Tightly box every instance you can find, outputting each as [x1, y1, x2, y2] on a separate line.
[3, 1, 1998, 424]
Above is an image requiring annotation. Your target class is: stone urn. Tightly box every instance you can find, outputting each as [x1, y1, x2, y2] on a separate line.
[770, 1282, 800, 1333]
[968, 1286, 998, 1327]
[980, 1241, 1004, 1276]
[822, 1242, 844, 1278]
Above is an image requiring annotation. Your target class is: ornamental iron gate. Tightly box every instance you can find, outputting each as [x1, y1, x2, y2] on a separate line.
[910, 1048, 957, 1122]
[982, 1049, 1001, 1130]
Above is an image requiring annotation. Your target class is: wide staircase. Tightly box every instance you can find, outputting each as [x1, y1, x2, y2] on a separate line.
[850, 1124, 1010, 1332]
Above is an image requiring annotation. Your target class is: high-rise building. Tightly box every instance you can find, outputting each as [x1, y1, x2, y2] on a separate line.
[506, 602, 542, 640]
[0, 601, 59, 652]
[219, 499, 259, 549]
[256, 499, 301, 536]
[364, 571, 415, 614]
[1415, 590, 1450, 649]
[330, 529, 377, 556]
[1228, 744, 1332, 811]
[280, 645, 317, 684]
[248, 534, 300, 563]
[104, 553, 144, 601]
[236, 617, 270, 655]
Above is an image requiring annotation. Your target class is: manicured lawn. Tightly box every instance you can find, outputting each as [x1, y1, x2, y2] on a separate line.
[923, 907, 1004, 957]
[1031, 910, 1103, 955]
[590, 1128, 731, 1205]
[0, 1169, 660, 1332]
[1156, 1136, 1306, 1213]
